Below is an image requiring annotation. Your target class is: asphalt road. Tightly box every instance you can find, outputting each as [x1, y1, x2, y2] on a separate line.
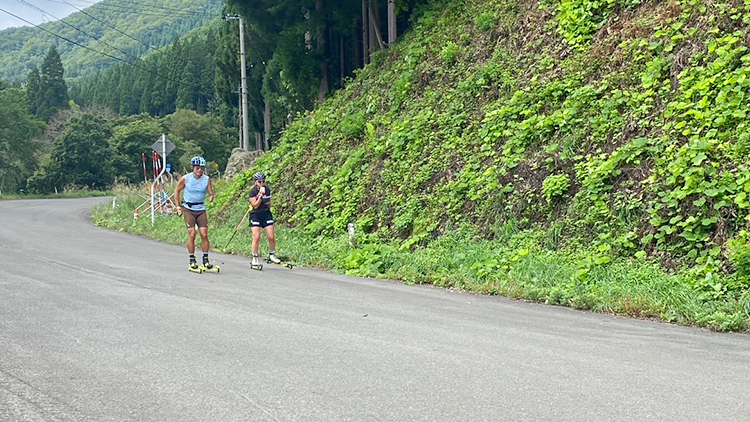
[1, 197, 749, 422]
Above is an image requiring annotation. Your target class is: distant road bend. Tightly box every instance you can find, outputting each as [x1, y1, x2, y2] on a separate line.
[1, 197, 749, 421]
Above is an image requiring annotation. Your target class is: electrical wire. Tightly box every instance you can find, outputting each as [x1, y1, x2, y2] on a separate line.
[56, 0, 168, 54]
[0, 6, 203, 90]
[35, 0, 219, 19]
[17, 0, 142, 63]
[77, 0, 218, 16]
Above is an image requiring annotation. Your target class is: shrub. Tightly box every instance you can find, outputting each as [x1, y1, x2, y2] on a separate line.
[542, 173, 571, 204]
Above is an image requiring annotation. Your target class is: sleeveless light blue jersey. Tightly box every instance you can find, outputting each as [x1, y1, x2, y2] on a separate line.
[182, 173, 209, 211]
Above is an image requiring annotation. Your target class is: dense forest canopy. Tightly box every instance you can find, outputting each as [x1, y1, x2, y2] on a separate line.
[220, 0, 429, 139]
[69, 25, 221, 118]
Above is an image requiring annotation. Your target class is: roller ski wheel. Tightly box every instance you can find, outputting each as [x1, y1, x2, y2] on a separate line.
[250, 263, 263, 271]
[188, 262, 203, 273]
[201, 264, 220, 273]
[266, 257, 293, 269]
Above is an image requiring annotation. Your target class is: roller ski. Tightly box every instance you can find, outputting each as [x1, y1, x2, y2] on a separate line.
[188, 259, 203, 273]
[250, 255, 263, 271]
[200, 256, 220, 273]
[266, 254, 293, 269]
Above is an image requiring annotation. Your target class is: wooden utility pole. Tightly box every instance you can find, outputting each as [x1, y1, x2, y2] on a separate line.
[340, 35, 345, 86]
[236, 85, 242, 148]
[224, 14, 251, 150]
[353, 16, 361, 69]
[316, 0, 329, 103]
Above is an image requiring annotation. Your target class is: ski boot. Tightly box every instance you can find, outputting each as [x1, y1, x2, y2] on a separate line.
[188, 259, 203, 273]
[268, 254, 281, 264]
[201, 256, 220, 273]
[266, 253, 292, 269]
[250, 255, 263, 271]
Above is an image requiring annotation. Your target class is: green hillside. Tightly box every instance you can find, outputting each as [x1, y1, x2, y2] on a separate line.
[0, 0, 222, 82]
[93, 0, 750, 331]
[240, 0, 750, 323]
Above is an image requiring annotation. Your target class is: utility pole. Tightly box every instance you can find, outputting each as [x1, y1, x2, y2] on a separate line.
[224, 14, 250, 150]
[236, 84, 243, 149]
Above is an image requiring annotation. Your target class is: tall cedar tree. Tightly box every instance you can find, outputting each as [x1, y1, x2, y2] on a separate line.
[221, 1, 424, 142]
[26, 66, 41, 116]
[37, 46, 69, 122]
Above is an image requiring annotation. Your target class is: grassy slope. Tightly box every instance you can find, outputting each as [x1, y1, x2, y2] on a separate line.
[97, 0, 750, 331]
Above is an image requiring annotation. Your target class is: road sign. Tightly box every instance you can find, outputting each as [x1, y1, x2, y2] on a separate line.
[151, 136, 175, 156]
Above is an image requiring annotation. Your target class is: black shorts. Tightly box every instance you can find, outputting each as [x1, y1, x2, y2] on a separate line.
[249, 209, 274, 228]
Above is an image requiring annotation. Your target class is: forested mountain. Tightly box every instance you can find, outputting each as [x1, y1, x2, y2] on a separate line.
[69, 24, 220, 118]
[0, 0, 223, 83]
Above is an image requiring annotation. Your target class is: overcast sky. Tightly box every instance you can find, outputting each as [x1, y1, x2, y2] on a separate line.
[0, 0, 103, 31]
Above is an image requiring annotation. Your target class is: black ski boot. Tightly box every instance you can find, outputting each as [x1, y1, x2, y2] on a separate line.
[201, 255, 220, 273]
[189, 258, 202, 273]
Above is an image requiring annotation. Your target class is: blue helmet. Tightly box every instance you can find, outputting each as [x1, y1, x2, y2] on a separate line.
[253, 172, 266, 181]
[191, 156, 206, 167]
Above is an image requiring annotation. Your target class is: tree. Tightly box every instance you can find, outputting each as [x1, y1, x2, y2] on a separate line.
[26, 66, 41, 116]
[165, 36, 186, 116]
[118, 68, 139, 115]
[36, 46, 70, 121]
[0, 86, 45, 193]
[27, 114, 112, 193]
[108, 114, 164, 183]
[166, 109, 234, 167]
[221, 0, 377, 146]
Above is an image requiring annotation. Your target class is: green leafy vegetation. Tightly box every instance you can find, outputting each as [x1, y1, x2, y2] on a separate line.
[0, 82, 45, 193]
[27, 114, 113, 192]
[236, 0, 750, 330]
[0, 104, 233, 195]
[74, 0, 750, 331]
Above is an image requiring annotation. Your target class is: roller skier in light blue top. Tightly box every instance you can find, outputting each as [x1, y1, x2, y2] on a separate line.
[174, 156, 217, 272]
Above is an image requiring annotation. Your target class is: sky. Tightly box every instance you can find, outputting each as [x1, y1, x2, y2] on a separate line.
[0, 0, 103, 31]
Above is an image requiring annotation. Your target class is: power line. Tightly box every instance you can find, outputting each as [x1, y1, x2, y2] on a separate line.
[36, 0, 219, 19]
[7, 0, 220, 60]
[17, 0, 140, 64]
[77, 0, 218, 16]
[56, 0, 168, 55]
[27, 0, 223, 58]
[0, 6, 202, 91]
